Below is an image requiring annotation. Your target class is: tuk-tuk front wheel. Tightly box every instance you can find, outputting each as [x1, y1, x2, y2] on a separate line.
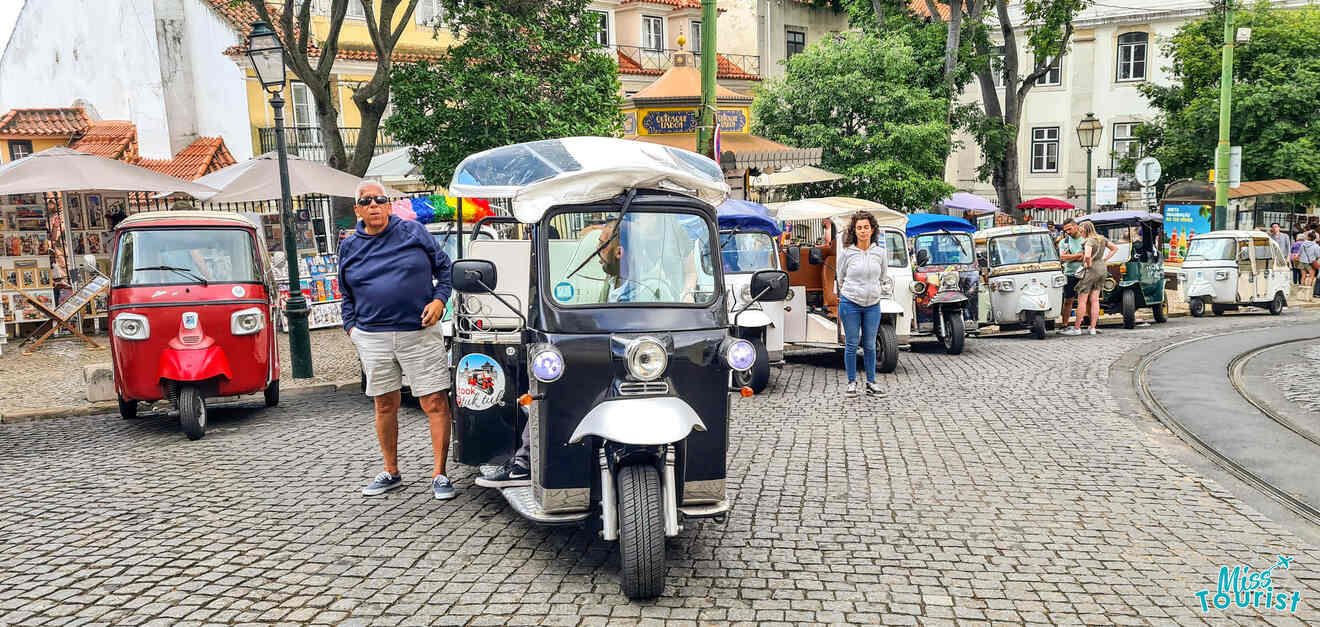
[1029, 311, 1047, 340]
[1189, 297, 1206, 317]
[877, 322, 899, 373]
[937, 309, 964, 355]
[264, 379, 280, 407]
[1121, 290, 1137, 329]
[617, 463, 665, 599]
[118, 395, 138, 420]
[733, 339, 771, 393]
[179, 385, 207, 441]
[1269, 292, 1285, 315]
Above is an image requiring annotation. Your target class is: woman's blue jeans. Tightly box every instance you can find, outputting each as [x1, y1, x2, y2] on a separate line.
[839, 297, 881, 383]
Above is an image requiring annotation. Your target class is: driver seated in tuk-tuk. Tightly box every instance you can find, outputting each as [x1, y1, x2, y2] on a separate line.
[594, 217, 700, 304]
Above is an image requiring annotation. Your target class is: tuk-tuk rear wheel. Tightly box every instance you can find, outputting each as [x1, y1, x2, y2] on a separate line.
[617, 463, 665, 600]
[877, 323, 898, 373]
[1269, 292, 1284, 315]
[1121, 290, 1137, 329]
[179, 385, 207, 441]
[118, 396, 138, 420]
[1152, 302, 1167, 323]
[1189, 298, 1206, 317]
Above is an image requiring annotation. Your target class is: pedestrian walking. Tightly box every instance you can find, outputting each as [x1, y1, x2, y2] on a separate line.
[1292, 234, 1305, 285]
[1269, 223, 1292, 262]
[1056, 219, 1085, 330]
[1062, 220, 1117, 336]
[836, 211, 888, 397]
[1300, 232, 1320, 295]
[340, 180, 458, 501]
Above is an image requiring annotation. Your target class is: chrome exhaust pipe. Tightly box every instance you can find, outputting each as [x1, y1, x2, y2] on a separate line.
[598, 449, 618, 541]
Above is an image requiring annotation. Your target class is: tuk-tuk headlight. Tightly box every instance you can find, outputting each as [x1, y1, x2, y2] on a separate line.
[1215, 270, 1230, 281]
[1052, 274, 1066, 288]
[880, 276, 894, 298]
[1103, 277, 1118, 292]
[723, 338, 756, 372]
[626, 337, 668, 381]
[994, 279, 1014, 292]
[230, 307, 265, 336]
[939, 273, 959, 290]
[530, 345, 565, 383]
[113, 314, 150, 340]
[910, 281, 926, 295]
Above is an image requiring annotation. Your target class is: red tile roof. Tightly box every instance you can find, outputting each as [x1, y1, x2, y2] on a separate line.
[211, 0, 321, 58]
[135, 137, 237, 180]
[616, 50, 760, 81]
[0, 108, 91, 138]
[910, 1, 954, 21]
[70, 121, 139, 161]
[621, 0, 704, 8]
[334, 48, 445, 63]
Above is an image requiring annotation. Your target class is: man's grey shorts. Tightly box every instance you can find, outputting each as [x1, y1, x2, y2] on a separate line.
[350, 328, 451, 397]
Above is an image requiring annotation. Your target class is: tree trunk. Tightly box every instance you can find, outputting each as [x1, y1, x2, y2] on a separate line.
[942, 2, 963, 121]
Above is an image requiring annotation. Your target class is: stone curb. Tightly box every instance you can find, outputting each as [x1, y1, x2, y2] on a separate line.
[0, 379, 360, 425]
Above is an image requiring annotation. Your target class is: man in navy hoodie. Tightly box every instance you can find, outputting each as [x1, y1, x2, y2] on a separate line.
[339, 181, 457, 500]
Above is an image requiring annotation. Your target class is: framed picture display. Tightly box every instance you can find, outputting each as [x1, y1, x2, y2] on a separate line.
[68, 201, 85, 230]
[86, 194, 102, 221]
[20, 268, 37, 289]
[84, 232, 100, 255]
[87, 199, 104, 229]
[3, 267, 17, 288]
[105, 196, 126, 219]
[37, 268, 50, 287]
[73, 233, 86, 255]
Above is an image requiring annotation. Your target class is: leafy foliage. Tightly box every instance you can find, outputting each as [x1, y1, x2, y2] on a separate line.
[1137, 3, 1320, 200]
[385, 0, 623, 186]
[752, 33, 954, 210]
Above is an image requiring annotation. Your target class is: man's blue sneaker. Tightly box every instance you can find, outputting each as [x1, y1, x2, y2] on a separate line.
[433, 475, 456, 500]
[362, 472, 402, 496]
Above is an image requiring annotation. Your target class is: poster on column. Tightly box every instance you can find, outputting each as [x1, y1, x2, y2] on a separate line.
[1163, 203, 1213, 245]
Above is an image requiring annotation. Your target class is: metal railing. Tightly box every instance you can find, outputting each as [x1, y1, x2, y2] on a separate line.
[257, 126, 400, 164]
[1097, 168, 1142, 191]
[611, 45, 759, 78]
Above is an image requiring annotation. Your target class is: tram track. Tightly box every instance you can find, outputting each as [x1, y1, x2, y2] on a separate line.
[1227, 340, 1320, 448]
[1134, 329, 1320, 527]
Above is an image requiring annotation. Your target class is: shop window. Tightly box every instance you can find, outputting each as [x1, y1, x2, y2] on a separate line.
[8, 140, 32, 161]
[1117, 32, 1148, 81]
[643, 16, 664, 51]
[786, 29, 805, 59]
[1031, 127, 1059, 173]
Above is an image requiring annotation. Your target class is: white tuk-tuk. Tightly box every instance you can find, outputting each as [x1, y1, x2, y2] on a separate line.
[769, 197, 913, 373]
[1179, 230, 1290, 316]
[717, 200, 784, 393]
[973, 224, 1065, 338]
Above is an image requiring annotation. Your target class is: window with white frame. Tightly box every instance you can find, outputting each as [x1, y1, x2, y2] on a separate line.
[8, 140, 32, 161]
[690, 20, 701, 53]
[1111, 122, 1142, 169]
[1034, 54, 1061, 86]
[345, 0, 366, 19]
[588, 10, 609, 46]
[1031, 127, 1059, 173]
[415, 0, 445, 26]
[643, 16, 664, 51]
[990, 45, 1005, 88]
[1116, 32, 1148, 81]
[786, 28, 805, 59]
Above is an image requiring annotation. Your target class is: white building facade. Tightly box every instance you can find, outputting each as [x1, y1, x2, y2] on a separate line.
[0, 0, 252, 160]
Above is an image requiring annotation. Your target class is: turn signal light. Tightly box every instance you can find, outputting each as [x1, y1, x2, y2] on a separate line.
[739, 386, 754, 398]
[518, 394, 534, 406]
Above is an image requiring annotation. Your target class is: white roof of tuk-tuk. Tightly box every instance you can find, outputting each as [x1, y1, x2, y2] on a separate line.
[1190, 230, 1274, 240]
[448, 137, 730, 224]
[767, 197, 906, 229]
[974, 224, 1048, 240]
[116, 210, 259, 229]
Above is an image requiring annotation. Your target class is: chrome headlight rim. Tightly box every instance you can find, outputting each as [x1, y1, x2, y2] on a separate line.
[113, 313, 150, 341]
[995, 279, 1015, 292]
[529, 344, 566, 383]
[910, 281, 926, 295]
[939, 272, 959, 290]
[625, 336, 668, 382]
[723, 338, 756, 372]
[230, 307, 266, 336]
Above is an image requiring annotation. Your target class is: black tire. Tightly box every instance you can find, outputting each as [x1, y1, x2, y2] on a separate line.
[1212, 304, 1227, 316]
[1152, 301, 1167, 323]
[617, 464, 665, 600]
[1121, 290, 1136, 329]
[118, 396, 138, 420]
[1190, 297, 1205, 317]
[264, 379, 280, 407]
[938, 309, 965, 355]
[733, 339, 771, 394]
[877, 322, 899, 373]
[1029, 311, 1047, 339]
[1269, 292, 1284, 315]
[179, 385, 207, 441]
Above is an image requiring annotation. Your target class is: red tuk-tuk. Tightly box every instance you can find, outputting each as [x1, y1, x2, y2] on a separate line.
[109, 211, 280, 440]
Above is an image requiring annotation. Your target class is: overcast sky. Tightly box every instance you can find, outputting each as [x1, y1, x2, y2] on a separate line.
[0, 1, 22, 57]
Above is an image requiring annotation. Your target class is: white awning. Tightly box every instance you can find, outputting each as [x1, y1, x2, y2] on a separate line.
[767, 197, 906, 229]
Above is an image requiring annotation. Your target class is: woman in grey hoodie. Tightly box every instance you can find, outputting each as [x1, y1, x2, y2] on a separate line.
[836, 211, 889, 397]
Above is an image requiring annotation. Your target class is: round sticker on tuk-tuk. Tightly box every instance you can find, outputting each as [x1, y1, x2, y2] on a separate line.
[455, 353, 506, 411]
[553, 281, 575, 302]
[232, 286, 245, 298]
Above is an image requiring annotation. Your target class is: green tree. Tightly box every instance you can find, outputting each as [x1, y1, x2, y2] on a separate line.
[752, 33, 954, 210]
[385, 0, 622, 186]
[1136, 2, 1320, 201]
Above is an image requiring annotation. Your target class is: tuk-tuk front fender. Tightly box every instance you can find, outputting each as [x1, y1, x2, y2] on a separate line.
[569, 396, 707, 446]
[879, 299, 905, 315]
[732, 309, 773, 329]
[930, 291, 968, 306]
[158, 346, 232, 383]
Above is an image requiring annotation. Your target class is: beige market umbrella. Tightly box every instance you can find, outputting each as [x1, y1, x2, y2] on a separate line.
[753, 165, 845, 187]
[0, 146, 218, 196]
[179, 151, 403, 203]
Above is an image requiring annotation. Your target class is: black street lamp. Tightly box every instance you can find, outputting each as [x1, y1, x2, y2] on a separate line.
[248, 21, 313, 379]
[1076, 112, 1103, 213]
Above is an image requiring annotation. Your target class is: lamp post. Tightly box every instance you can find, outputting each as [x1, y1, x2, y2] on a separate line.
[248, 21, 313, 379]
[1076, 112, 1103, 213]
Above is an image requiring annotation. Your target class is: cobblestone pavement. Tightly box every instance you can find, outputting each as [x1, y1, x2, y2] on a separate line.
[2, 312, 1320, 625]
[0, 328, 358, 415]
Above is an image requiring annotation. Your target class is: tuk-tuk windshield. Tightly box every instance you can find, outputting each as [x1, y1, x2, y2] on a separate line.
[720, 232, 779, 273]
[547, 210, 715, 306]
[988, 233, 1059, 266]
[1184, 238, 1236, 261]
[914, 232, 974, 266]
[114, 227, 260, 286]
[885, 232, 908, 268]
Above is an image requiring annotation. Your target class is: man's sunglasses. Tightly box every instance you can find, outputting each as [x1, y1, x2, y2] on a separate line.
[357, 195, 389, 206]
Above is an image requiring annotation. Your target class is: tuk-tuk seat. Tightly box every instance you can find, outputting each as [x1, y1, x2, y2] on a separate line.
[463, 238, 531, 330]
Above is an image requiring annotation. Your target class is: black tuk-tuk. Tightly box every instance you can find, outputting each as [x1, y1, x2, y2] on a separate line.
[445, 138, 788, 599]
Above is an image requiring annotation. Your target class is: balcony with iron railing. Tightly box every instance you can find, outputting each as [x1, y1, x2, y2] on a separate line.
[1097, 168, 1143, 191]
[611, 45, 760, 80]
[257, 126, 401, 164]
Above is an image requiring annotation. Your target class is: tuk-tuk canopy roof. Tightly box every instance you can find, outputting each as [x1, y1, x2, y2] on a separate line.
[974, 224, 1048, 241]
[1190, 230, 1272, 240]
[448, 137, 730, 223]
[717, 199, 781, 236]
[767, 197, 906, 230]
[1077, 209, 1163, 224]
[905, 213, 975, 238]
[116, 210, 259, 230]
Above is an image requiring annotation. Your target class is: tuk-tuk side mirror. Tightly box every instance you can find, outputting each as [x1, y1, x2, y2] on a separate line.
[452, 259, 497, 293]
[784, 247, 801, 272]
[976, 252, 988, 268]
[808, 247, 825, 266]
[749, 270, 790, 302]
[916, 249, 930, 267]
